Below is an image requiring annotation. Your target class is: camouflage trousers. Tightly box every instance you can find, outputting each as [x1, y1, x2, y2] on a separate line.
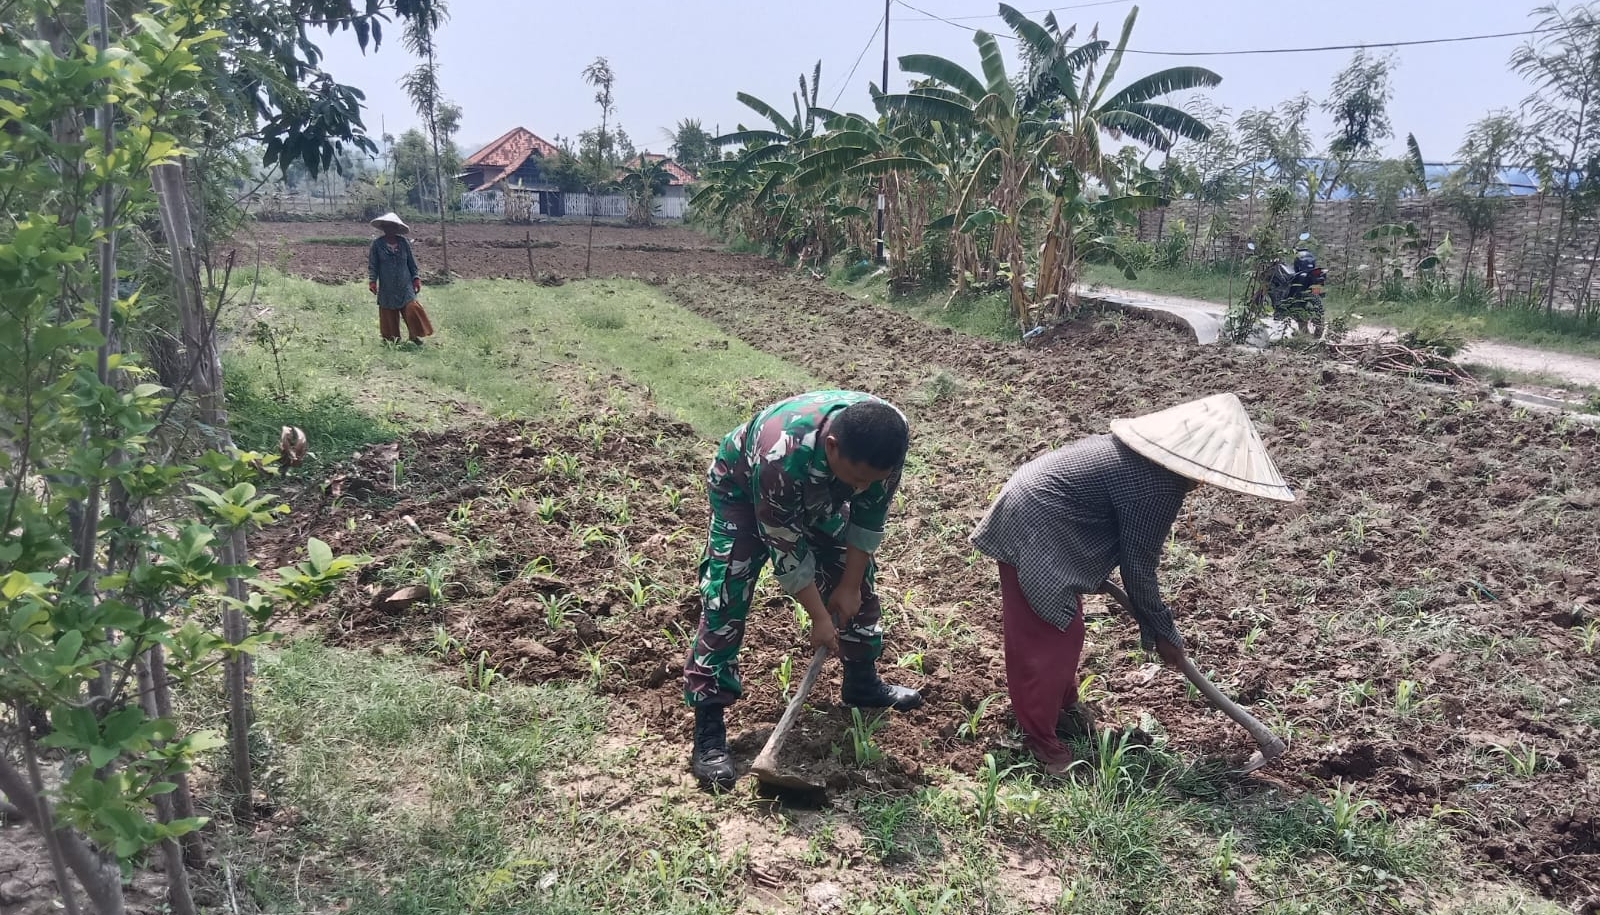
[683, 493, 884, 707]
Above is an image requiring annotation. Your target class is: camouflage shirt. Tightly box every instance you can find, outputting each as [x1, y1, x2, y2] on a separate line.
[709, 391, 903, 595]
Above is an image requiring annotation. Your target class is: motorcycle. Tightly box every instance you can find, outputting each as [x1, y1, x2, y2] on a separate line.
[1266, 232, 1328, 337]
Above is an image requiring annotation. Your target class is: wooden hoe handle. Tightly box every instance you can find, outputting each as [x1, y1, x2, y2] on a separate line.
[1099, 581, 1286, 760]
[751, 646, 829, 777]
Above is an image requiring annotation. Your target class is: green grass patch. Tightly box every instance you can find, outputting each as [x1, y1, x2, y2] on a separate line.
[830, 272, 1021, 343]
[224, 272, 815, 441]
[239, 640, 763, 915]
[299, 235, 372, 246]
[1340, 296, 1600, 359]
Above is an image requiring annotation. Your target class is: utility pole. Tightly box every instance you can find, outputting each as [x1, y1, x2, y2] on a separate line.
[877, 0, 890, 264]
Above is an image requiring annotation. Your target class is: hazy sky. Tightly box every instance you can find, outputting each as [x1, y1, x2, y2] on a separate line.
[317, 0, 1546, 165]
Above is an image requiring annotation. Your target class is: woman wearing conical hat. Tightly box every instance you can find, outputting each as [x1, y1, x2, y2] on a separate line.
[367, 212, 434, 346]
[970, 393, 1294, 774]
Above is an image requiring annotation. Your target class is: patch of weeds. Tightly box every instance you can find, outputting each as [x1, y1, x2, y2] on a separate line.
[301, 235, 372, 246]
[858, 794, 927, 864]
[225, 365, 396, 462]
[1251, 782, 1434, 877]
[916, 370, 963, 406]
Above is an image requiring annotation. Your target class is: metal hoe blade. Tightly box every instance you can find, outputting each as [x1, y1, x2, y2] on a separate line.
[750, 647, 829, 792]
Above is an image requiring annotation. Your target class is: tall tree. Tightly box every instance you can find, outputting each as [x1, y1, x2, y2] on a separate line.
[1320, 50, 1396, 198]
[1442, 113, 1522, 288]
[1511, 2, 1600, 312]
[400, 0, 452, 276]
[583, 56, 618, 178]
[668, 118, 714, 173]
[1237, 95, 1313, 199]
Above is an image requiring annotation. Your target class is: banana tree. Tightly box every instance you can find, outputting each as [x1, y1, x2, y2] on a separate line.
[882, 29, 1065, 322]
[618, 158, 674, 226]
[1001, 3, 1220, 187]
[1034, 166, 1156, 317]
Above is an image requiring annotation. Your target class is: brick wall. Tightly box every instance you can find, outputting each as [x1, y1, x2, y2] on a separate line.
[1135, 195, 1600, 308]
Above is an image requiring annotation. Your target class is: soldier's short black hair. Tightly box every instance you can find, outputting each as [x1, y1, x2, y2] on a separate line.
[830, 400, 909, 471]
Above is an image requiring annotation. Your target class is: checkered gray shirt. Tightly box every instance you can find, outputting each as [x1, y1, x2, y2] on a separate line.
[971, 435, 1190, 650]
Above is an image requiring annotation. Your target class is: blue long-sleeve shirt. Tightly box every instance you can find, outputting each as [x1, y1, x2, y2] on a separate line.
[368, 236, 418, 310]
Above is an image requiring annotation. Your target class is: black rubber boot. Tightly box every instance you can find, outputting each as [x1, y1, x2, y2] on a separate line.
[690, 704, 736, 791]
[840, 660, 923, 711]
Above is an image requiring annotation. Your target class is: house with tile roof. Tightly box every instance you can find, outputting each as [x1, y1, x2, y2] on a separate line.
[462, 127, 563, 193]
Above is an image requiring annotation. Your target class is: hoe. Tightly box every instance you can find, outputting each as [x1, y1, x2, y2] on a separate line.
[750, 646, 830, 792]
[1100, 581, 1287, 774]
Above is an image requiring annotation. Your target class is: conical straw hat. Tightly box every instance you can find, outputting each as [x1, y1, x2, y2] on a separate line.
[370, 212, 410, 235]
[1109, 393, 1295, 502]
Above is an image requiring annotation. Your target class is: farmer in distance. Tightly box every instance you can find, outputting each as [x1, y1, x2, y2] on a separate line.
[971, 393, 1295, 774]
[367, 212, 434, 347]
[684, 391, 923, 791]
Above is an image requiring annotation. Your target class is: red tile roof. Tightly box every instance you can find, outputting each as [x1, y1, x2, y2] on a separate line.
[624, 152, 695, 186]
[464, 127, 562, 188]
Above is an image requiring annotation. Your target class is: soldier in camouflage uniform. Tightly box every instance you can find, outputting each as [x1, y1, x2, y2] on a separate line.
[685, 390, 922, 789]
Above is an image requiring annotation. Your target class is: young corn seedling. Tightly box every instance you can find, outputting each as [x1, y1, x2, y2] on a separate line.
[1242, 624, 1265, 654]
[1393, 679, 1424, 716]
[448, 500, 474, 532]
[1491, 742, 1544, 777]
[846, 707, 887, 766]
[623, 576, 655, 611]
[964, 752, 1026, 828]
[429, 626, 462, 660]
[956, 694, 998, 741]
[1078, 672, 1109, 704]
[895, 651, 926, 675]
[421, 565, 449, 603]
[537, 592, 580, 630]
[520, 556, 555, 579]
[578, 646, 609, 686]
[578, 526, 612, 549]
[1211, 829, 1239, 894]
[775, 653, 794, 702]
[536, 496, 562, 523]
[471, 651, 500, 692]
[1324, 782, 1383, 856]
[1084, 728, 1146, 799]
[662, 486, 684, 513]
[1581, 620, 1598, 656]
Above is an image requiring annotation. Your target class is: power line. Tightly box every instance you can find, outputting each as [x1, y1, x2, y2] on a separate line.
[832, 12, 885, 109]
[899, 0, 1131, 22]
[894, 1, 1565, 57]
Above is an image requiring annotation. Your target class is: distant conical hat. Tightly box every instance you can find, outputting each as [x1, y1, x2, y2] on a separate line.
[1109, 393, 1295, 502]
[370, 212, 409, 235]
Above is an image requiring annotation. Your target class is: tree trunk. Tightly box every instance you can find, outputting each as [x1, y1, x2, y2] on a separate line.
[0, 718, 121, 915]
[426, 49, 450, 278]
[1547, 94, 1589, 315]
[151, 163, 255, 825]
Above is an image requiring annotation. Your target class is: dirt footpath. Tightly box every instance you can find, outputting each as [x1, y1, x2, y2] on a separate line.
[1085, 283, 1600, 399]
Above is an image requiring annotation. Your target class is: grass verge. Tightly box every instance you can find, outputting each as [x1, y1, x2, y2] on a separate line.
[224, 272, 816, 457]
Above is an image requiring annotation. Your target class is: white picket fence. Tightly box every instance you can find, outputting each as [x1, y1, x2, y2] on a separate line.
[457, 189, 688, 221]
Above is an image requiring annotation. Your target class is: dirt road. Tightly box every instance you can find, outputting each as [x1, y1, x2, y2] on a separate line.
[1085, 283, 1600, 397]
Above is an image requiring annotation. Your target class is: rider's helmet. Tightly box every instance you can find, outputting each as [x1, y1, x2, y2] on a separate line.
[1293, 249, 1317, 273]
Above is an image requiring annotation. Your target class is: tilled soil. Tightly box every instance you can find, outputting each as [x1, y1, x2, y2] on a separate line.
[655, 274, 1600, 902]
[236, 220, 777, 282]
[254, 251, 1599, 904]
